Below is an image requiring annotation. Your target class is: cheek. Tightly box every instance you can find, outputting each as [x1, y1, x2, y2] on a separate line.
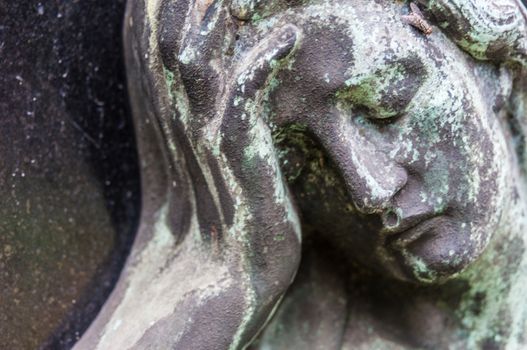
[469, 134, 509, 238]
[446, 117, 510, 254]
[464, 119, 508, 202]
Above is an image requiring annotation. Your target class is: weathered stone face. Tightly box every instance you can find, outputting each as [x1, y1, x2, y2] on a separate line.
[253, 1, 514, 283]
[74, 0, 527, 349]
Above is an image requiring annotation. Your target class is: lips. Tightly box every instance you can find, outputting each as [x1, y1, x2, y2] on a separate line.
[384, 215, 446, 249]
[377, 215, 453, 282]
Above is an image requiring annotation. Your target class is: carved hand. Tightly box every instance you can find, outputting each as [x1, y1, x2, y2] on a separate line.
[168, 9, 303, 348]
[74, 2, 303, 350]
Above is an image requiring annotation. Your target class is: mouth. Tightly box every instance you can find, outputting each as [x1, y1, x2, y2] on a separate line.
[377, 215, 447, 282]
[384, 215, 445, 249]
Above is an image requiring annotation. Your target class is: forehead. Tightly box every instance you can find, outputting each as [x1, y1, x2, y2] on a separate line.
[257, 1, 467, 79]
[253, 0, 489, 107]
[305, 1, 433, 69]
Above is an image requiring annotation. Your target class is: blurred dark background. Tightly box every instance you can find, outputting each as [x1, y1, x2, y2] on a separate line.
[0, 1, 140, 349]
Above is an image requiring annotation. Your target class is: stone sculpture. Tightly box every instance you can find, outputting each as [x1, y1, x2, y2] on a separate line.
[75, 0, 527, 349]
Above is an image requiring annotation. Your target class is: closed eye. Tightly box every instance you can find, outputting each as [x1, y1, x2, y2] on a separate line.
[336, 55, 427, 121]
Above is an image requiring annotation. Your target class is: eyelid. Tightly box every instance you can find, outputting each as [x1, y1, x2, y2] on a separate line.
[336, 83, 404, 120]
[353, 106, 404, 127]
[337, 57, 427, 120]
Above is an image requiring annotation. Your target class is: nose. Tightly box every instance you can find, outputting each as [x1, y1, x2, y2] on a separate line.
[342, 151, 408, 214]
[315, 117, 408, 214]
[380, 175, 440, 233]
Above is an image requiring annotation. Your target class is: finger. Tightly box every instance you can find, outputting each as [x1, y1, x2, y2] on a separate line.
[178, 0, 234, 126]
[220, 24, 302, 259]
[218, 23, 303, 342]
